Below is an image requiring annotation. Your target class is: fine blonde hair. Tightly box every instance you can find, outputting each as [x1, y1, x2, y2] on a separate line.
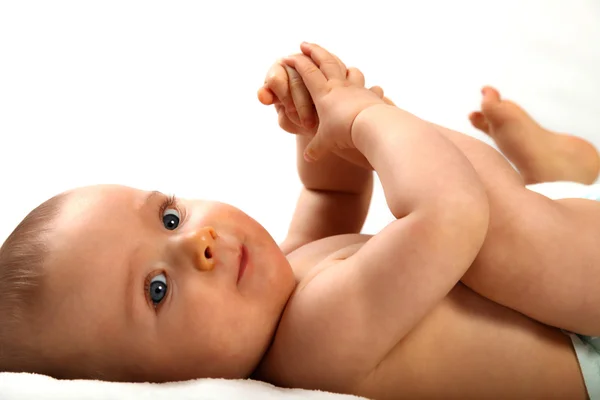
[0, 193, 67, 373]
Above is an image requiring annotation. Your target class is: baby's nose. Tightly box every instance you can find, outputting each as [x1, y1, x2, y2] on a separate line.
[182, 226, 218, 271]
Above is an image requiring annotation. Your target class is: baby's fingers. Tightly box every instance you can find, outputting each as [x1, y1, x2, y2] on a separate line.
[276, 103, 301, 134]
[368, 86, 396, 106]
[369, 86, 384, 98]
[284, 65, 317, 129]
[304, 131, 332, 162]
[346, 67, 365, 87]
[257, 86, 275, 105]
[300, 42, 346, 80]
[282, 54, 328, 99]
[264, 62, 295, 115]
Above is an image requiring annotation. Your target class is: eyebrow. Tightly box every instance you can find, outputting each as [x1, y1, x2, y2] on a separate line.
[144, 190, 161, 209]
[125, 191, 162, 324]
[125, 246, 139, 324]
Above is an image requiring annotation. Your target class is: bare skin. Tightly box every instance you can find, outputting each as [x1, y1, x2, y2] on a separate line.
[16, 43, 598, 399]
[260, 235, 585, 399]
[261, 45, 600, 337]
[469, 86, 600, 184]
[29, 186, 296, 381]
[254, 44, 599, 398]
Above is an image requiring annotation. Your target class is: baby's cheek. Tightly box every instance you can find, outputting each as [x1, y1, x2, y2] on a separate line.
[162, 307, 214, 354]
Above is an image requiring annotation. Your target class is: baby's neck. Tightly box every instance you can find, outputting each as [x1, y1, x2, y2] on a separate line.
[249, 294, 295, 382]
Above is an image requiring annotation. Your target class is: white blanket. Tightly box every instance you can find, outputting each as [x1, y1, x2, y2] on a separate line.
[0, 372, 366, 400]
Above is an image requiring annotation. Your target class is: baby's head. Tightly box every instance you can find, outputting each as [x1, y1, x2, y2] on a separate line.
[0, 185, 295, 382]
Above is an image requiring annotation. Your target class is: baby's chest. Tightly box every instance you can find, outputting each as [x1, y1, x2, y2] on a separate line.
[286, 233, 370, 283]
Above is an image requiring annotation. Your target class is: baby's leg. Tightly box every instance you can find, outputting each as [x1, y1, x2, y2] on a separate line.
[469, 86, 600, 184]
[465, 189, 600, 336]
[428, 116, 600, 336]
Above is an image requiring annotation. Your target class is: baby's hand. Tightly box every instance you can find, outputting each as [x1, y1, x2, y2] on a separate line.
[282, 43, 386, 162]
[258, 58, 319, 136]
[258, 47, 389, 146]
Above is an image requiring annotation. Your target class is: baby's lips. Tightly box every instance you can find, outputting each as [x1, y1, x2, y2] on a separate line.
[236, 244, 248, 284]
[211, 231, 244, 272]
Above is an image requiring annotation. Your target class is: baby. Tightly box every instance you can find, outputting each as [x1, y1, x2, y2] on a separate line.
[1, 42, 600, 399]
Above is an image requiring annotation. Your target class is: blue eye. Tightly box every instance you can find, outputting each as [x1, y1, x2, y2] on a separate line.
[162, 209, 180, 230]
[149, 273, 168, 305]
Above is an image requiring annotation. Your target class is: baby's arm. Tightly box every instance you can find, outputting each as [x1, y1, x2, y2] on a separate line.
[280, 135, 373, 254]
[373, 95, 600, 336]
[266, 46, 490, 391]
[369, 84, 600, 336]
[426, 122, 600, 336]
[259, 61, 373, 254]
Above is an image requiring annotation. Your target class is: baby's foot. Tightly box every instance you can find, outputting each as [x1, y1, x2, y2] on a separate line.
[469, 86, 600, 184]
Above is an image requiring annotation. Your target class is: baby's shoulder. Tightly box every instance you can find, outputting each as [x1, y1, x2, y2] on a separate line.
[286, 233, 370, 285]
[255, 234, 381, 390]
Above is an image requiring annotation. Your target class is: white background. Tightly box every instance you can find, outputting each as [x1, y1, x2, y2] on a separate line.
[1, 0, 599, 244]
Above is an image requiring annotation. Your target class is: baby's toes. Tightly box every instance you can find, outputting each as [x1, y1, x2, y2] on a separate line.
[480, 86, 519, 127]
[481, 86, 502, 108]
[469, 111, 490, 134]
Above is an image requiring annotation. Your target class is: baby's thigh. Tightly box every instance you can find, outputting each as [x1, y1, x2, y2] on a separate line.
[464, 183, 600, 336]
[430, 123, 525, 191]
[432, 124, 600, 335]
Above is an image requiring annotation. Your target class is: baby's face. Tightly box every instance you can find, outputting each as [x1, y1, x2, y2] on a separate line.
[37, 185, 295, 381]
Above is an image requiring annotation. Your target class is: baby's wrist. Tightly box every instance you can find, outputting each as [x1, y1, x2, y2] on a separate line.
[351, 104, 398, 154]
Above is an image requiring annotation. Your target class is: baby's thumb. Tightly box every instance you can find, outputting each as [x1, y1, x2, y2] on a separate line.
[303, 133, 330, 162]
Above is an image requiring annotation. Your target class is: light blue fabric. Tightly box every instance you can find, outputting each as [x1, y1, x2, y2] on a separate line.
[569, 335, 600, 399]
[528, 182, 600, 398]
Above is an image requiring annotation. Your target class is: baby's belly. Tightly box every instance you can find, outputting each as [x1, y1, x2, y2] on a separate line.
[357, 284, 587, 400]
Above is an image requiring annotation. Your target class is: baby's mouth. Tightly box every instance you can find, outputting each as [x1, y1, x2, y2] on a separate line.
[237, 245, 248, 284]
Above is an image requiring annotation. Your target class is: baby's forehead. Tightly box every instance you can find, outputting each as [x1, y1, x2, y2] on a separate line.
[58, 185, 146, 222]
[68, 184, 146, 207]
[43, 186, 148, 306]
[48, 185, 150, 263]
